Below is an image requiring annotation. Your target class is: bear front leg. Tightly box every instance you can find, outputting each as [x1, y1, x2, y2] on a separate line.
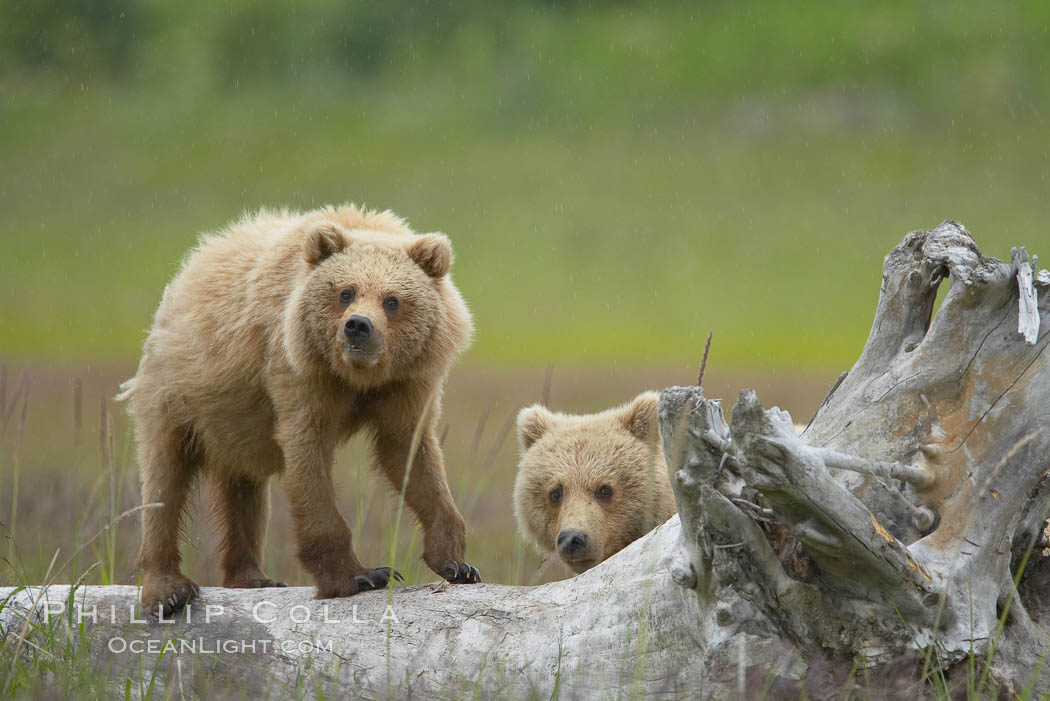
[208, 473, 286, 589]
[277, 418, 400, 597]
[374, 419, 481, 584]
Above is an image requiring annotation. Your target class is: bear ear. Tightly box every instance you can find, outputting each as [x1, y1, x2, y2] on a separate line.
[621, 392, 660, 442]
[517, 404, 554, 451]
[407, 233, 452, 278]
[304, 223, 347, 266]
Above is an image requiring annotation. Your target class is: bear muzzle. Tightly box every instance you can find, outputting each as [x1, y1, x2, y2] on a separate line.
[556, 528, 598, 572]
[343, 315, 384, 366]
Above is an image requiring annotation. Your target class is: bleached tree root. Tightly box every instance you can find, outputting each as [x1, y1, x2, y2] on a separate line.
[664, 220, 1050, 696]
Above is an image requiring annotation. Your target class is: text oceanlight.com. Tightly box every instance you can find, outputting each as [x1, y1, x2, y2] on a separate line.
[107, 637, 335, 655]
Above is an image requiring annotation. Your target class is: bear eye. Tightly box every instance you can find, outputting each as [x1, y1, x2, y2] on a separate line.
[339, 288, 355, 305]
[549, 485, 563, 506]
[596, 484, 614, 501]
[383, 296, 400, 314]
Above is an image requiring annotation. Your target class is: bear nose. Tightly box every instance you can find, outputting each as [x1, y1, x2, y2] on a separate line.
[556, 529, 589, 556]
[344, 315, 374, 342]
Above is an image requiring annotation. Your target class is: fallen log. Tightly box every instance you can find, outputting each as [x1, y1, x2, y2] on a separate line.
[0, 520, 705, 699]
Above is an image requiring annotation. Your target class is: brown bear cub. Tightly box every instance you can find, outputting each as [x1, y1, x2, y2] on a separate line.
[514, 393, 677, 574]
[119, 204, 480, 617]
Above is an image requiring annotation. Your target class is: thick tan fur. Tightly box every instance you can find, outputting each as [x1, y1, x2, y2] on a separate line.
[513, 393, 677, 574]
[119, 204, 475, 615]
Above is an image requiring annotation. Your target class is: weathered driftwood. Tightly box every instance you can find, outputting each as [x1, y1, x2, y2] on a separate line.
[0, 522, 706, 699]
[1, 221, 1047, 698]
[664, 220, 1050, 695]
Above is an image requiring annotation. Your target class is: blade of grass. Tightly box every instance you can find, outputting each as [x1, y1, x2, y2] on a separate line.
[548, 633, 563, 701]
[894, 606, 950, 699]
[5, 380, 29, 575]
[975, 493, 1050, 697]
[1, 547, 60, 696]
[541, 363, 554, 407]
[1019, 635, 1050, 700]
[385, 396, 432, 694]
[0, 371, 28, 437]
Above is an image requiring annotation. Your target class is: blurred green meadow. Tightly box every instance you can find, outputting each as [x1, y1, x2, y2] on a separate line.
[3, 0, 1048, 368]
[0, 2, 1048, 693]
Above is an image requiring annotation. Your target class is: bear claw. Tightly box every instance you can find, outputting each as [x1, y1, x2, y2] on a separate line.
[351, 566, 404, 593]
[441, 560, 482, 584]
[147, 579, 199, 619]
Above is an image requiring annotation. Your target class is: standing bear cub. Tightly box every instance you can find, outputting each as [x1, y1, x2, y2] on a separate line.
[514, 393, 677, 574]
[120, 204, 480, 617]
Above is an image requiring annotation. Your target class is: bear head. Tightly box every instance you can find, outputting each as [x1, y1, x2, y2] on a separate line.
[513, 392, 671, 574]
[284, 220, 469, 388]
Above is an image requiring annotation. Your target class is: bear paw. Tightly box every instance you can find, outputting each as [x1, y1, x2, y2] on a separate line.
[141, 572, 200, 620]
[440, 560, 482, 584]
[351, 566, 404, 593]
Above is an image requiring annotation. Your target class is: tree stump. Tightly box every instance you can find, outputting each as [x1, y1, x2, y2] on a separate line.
[664, 220, 1050, 696]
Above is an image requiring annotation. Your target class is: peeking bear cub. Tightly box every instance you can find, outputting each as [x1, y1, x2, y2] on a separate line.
[514, 393, 677, 574]
[119, 204, 480, 617]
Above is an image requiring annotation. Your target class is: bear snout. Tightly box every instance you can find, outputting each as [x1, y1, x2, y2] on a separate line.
[556, 528, 589, 556]
[345, 315, 374, 343]
[342, 313, 385, 366]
